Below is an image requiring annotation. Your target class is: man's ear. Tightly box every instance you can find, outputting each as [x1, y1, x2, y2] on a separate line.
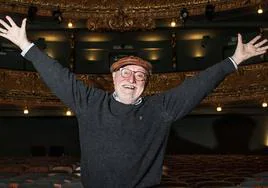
[112, 72, 116, 78]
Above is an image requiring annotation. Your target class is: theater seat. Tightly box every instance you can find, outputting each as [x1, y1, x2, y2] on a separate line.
[62, 182, 84, 188]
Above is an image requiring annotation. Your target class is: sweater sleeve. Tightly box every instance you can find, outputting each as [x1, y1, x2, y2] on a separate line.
[161, 58, 236, 121]
[23, 45, 93, 115]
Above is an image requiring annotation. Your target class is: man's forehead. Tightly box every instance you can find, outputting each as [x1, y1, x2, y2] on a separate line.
[122, 65, 147, 72]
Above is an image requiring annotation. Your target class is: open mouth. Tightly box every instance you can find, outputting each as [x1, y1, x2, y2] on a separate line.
[122, 85, 136, 90]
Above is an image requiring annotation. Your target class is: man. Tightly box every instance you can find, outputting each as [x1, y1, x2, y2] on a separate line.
[0, 16, 267, 188]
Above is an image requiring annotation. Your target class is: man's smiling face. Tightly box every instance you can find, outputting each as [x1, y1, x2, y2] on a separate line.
[112, 65, 147, 104]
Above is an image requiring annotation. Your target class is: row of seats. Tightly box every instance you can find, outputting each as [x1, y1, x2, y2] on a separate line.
[159, 155, 268, 187]
[1, 155, 267, 187]
[0, 157, 81, 188]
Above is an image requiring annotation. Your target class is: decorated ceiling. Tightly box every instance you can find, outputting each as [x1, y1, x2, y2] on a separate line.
[0, 0, 264, 30]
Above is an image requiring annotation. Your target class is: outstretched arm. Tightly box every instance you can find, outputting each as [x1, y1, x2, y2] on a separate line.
[162, 34, 268, 120]
[231, 33, 268, 65]
[0, 16, 93, 115]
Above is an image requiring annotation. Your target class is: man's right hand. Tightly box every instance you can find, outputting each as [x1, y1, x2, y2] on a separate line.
[0, 16, 31, 50]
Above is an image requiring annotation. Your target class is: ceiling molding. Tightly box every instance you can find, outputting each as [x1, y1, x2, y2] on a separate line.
[0, 0, 261, 30]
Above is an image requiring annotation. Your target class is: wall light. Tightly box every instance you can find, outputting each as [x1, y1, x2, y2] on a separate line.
[52, 7, 63, 24]
[23, 106, 29, 115]
[170, 19, 176, 27]
[68, 20, 73, 28]
[257, 5, 263, 14]
[180, 8, 189, 23]
[66, 109, 72, 116]
[216, 106, 222, 112]
[201, 35, 211, 48]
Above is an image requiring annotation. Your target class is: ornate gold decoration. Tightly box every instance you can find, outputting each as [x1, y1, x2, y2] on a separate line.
[0, 0, 260, 30]
[1, 62, 267, 108]
[86, 9, 155, 31]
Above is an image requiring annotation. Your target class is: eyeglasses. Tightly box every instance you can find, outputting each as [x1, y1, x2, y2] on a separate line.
[119, 67, 147, 81]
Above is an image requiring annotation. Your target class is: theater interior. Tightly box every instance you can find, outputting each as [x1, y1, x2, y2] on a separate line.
[0, 0, 267, 187]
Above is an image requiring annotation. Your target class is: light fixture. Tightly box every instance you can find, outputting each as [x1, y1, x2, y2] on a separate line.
[23, 106, 29, 115]
[180, 8, 189, 23]
[201, 35, 211, 48]
[205, 3, 215, 21]
[257, 6, 263, 14]
[216, 106, 222, 112]
[52, 7, 63, 24]
[27, 5, 38, 23]
[170, 19, 176, 27]
[68, 20, 73, 28]
[66, 109, 72, 116]
[262, 102, 267, 108]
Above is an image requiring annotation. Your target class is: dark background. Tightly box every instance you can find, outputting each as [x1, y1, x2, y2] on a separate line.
[0, 115, 267, 156]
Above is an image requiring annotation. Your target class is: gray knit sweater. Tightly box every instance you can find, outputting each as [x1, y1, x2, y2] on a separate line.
[24, 45, 236, 188]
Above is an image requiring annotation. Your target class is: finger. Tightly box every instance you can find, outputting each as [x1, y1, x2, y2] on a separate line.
[237, 33, 242, 44]
[254, 50, 266, 56]
[257, 45, 268, 52]
[0, 19, 11, 30]
[21, 18, 27, 31]
[0, 27, 7, 34]
[248, 35, 261, 45]
[237, 33, 243, 48]
[254, 39, 268, 48]
[5, 16, 17, 27]
[0, 33, 5, 38]
[0, 33, 11, 41]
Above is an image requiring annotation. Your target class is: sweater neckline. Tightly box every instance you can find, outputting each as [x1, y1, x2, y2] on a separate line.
[109, 95, 141, 116]
[112, 92, 143, 105]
